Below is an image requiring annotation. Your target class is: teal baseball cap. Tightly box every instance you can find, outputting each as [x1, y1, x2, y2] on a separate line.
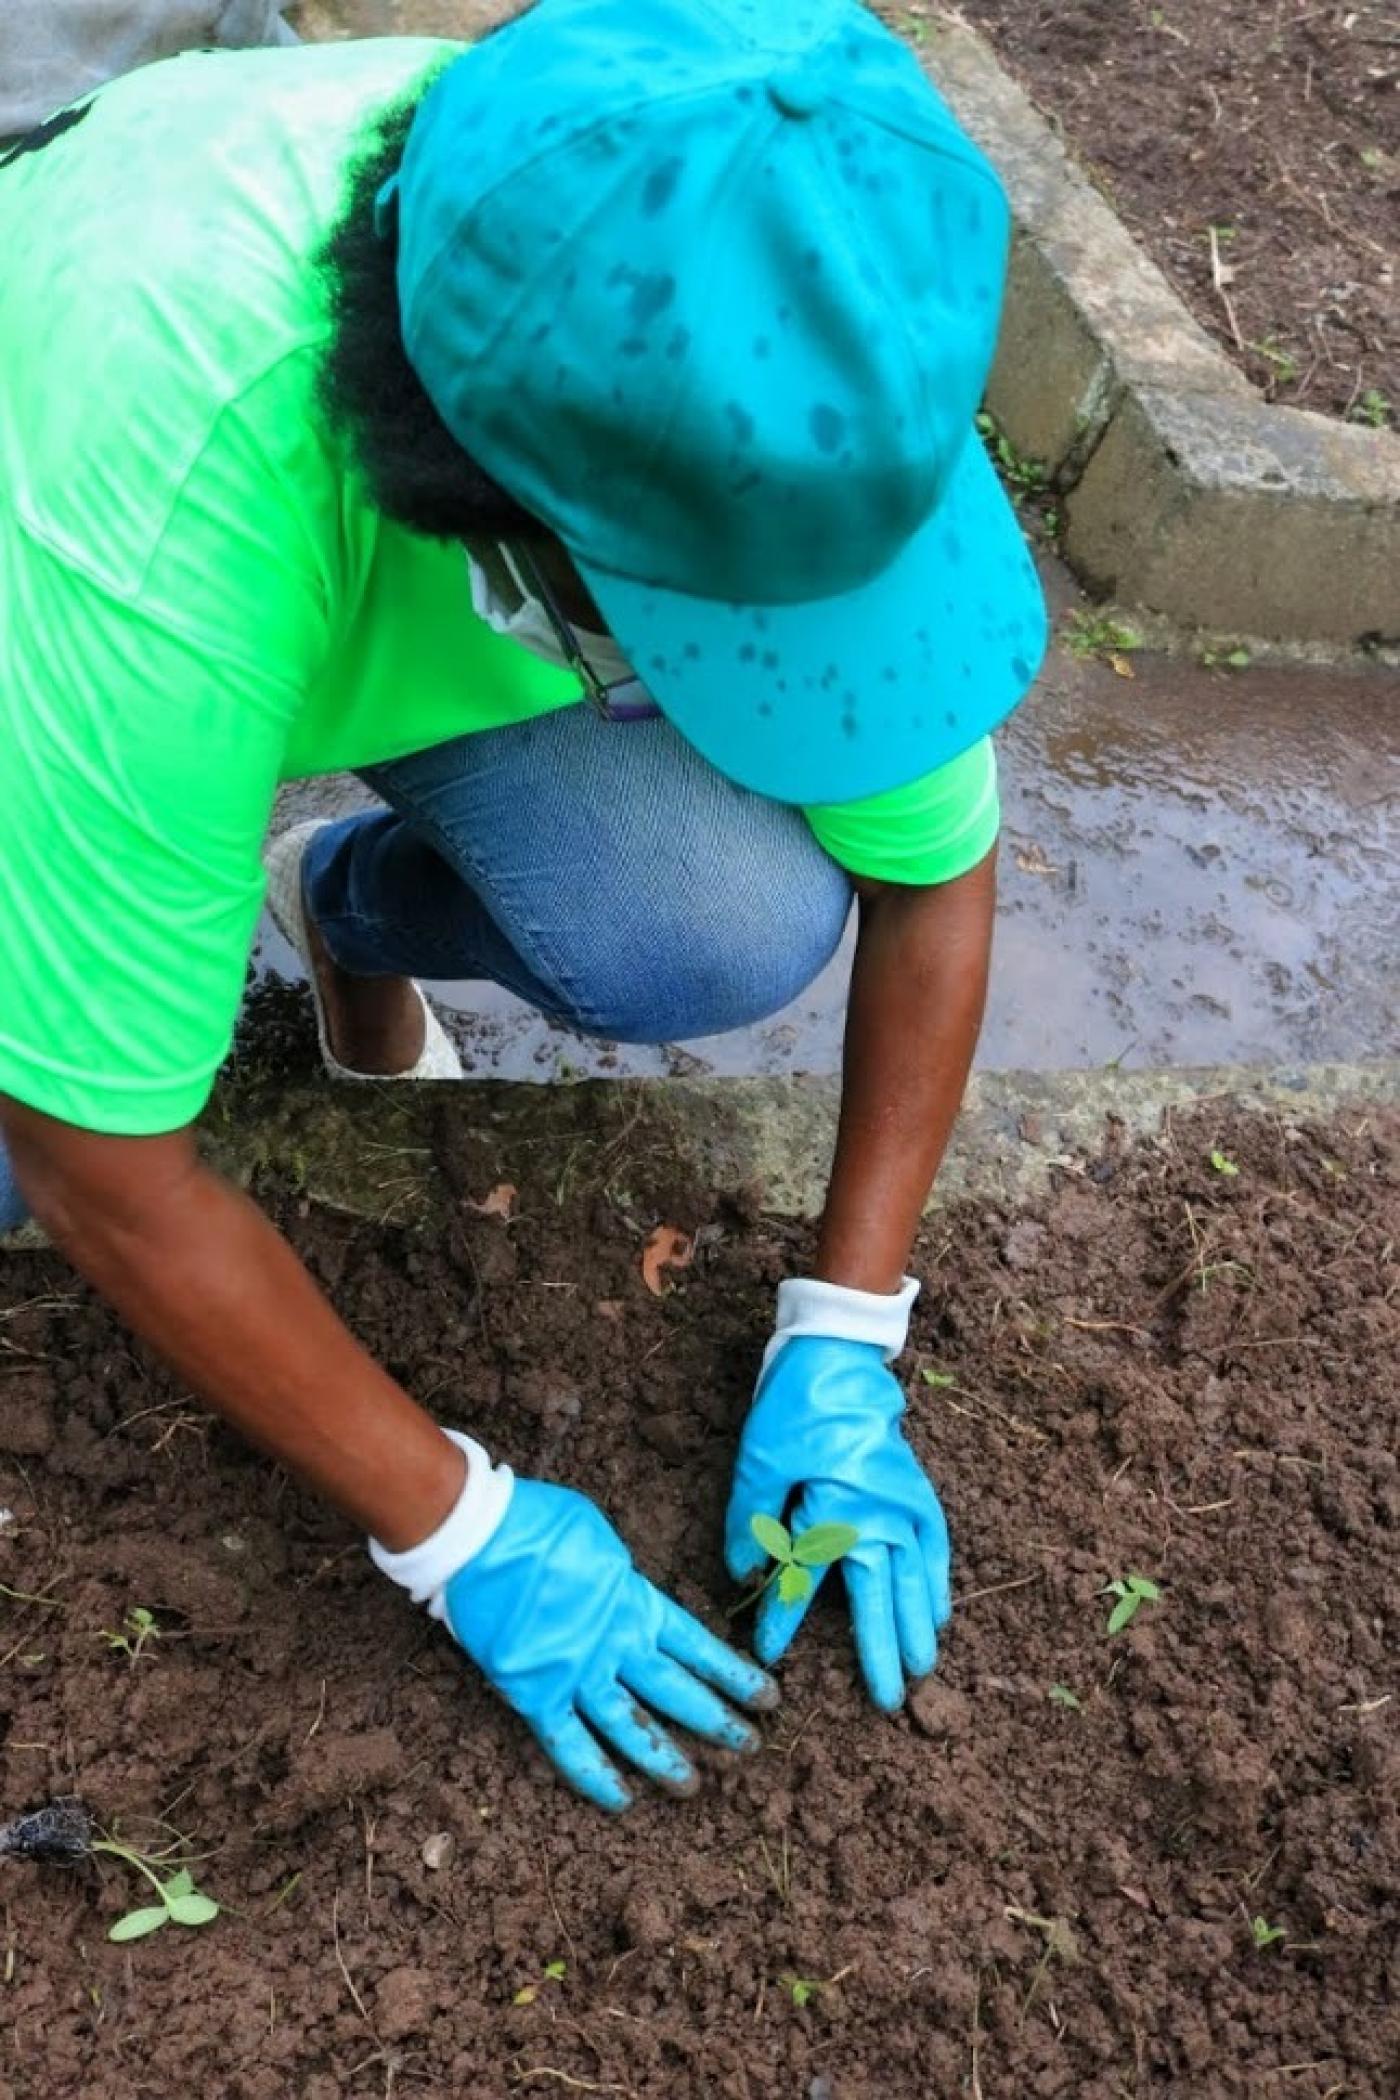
[387, 0, 1047, 806]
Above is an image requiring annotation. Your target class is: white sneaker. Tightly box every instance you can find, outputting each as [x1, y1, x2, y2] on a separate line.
[262, 821, 464, 1082]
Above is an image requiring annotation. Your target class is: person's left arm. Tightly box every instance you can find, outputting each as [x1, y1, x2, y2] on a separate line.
[725, 743, 999, 1710]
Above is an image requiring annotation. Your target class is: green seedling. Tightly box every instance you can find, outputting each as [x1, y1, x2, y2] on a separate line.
[749, 1515, 859, 1608]
[1065, 609, 1142, 662]
[1048, 1683, 1082, 1712]
[0, 1797, 218, 1943]
[783, 1974, 820, 2009]
[1102, 1574, 1160, 1635]
[1201, 643, 1252, 672]
[1249, 337, 1299, 388]
[1210, 1150, 1241, 1178]
[1250, 1915, 1285, 1951]
[97, 1606, 161, 1666]
[975, 411, 1048, 504]
[1349, 388, 1392, 429]
[920, 1368, 956, 1389]
[514, 1959, 567, 2004]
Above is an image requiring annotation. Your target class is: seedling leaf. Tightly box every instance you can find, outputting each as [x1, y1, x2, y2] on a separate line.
[109, 1906, 170, 1943]
[164, 1868, 194, 1901]
[1048, 1684, 1082, 1711]
[1210, 1150, 1240, 1177]
[750, 1514, 793, 1563]
[792, 1522, 859, 1568]
[1132, 1577, 1161, 1601]
[166, 1892, 219, 1927]
[1251, 1915, 1285, 1950]
[777, 1563, 811, 1606]
[1106, 1594, 1138, 1635]
[920, 1369, 955, 1388]
[543, 1960, 567, 1981]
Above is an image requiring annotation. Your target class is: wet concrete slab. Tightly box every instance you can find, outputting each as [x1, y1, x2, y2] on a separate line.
[265, 553, 1399, 1081]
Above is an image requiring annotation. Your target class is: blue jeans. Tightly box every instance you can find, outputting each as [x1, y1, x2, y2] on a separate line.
[0, 708, 851, 1231]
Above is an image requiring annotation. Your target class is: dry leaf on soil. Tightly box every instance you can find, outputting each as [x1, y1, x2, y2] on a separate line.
[467, 1183, 517, 1220]
[641, 1225, 694, 1296]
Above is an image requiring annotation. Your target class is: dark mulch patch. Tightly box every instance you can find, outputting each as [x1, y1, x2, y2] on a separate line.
[905, 0, 1398, 427]
[1, 1097, 1397, 2097]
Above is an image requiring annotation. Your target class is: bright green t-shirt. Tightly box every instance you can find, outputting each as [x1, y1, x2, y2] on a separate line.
[0, 39, 998, 1137]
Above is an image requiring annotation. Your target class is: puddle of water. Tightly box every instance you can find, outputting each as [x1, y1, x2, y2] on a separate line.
[261, 637, 1398, 1081]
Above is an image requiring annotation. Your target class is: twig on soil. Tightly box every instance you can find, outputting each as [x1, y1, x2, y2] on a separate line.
[541, 1845, 578, 1972]
[513, 2070, 632, 2096]
[331, 1890, 372, 2027]
[956, 1572, 1040, 1607]
[1061, 1316, 1151, 1339]
[1337, 1694, 1391, 1716]
[306, 1677, 328, 1741]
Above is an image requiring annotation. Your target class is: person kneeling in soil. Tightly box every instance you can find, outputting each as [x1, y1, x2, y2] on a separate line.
[0, 0, 1046, 1808]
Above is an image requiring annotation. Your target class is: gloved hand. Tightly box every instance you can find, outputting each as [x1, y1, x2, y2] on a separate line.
[725, 1278, 952, 1711]
[372, 1433, 776, 1811]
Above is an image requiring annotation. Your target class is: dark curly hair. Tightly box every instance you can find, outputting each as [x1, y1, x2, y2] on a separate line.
[316, 89, 535, 541]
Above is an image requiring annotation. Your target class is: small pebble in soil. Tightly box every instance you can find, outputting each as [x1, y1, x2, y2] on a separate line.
[420, 1832, 455, 1872]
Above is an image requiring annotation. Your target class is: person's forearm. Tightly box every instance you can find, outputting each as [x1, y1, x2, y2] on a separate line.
[7, 1120, 463, 1550]
[815, 850, 996, 1293]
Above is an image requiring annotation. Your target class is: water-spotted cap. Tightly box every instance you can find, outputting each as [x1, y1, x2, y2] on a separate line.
[387, 0, 1047, 804]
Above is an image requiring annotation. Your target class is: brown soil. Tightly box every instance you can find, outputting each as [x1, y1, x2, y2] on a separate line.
[1, 1091, 1397, 2099]
[917, 0, 1400, 426]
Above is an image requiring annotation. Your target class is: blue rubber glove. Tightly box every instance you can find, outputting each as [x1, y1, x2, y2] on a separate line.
[725, 1336, 952, 1711]
[442, 1479, 777, 1811]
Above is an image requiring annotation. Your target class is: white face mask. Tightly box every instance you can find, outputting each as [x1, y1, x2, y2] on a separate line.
[468, 544, 636, 687]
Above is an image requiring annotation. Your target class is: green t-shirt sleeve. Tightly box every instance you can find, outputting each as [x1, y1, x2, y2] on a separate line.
[803, 736, 999, 885]
[0, 414, 322, 1135]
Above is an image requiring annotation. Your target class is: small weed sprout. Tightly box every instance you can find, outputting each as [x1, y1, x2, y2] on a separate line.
[1200, 643, 1252, 672]
[784, 1974, 820, 2008]
[1210, 1150, 1241, 1178]
[1065, 609, 1143, 663]
[975, 411, 1049, 504]
[1102, 1574, 1161, 1635]
[1251, 1915, 1285, 1951]
[749, 1515, 859, 1607]
[98, 1606, 161, 1666]
[1349, 388, 1392, 429]
[1048, 1684, 1082, 1712]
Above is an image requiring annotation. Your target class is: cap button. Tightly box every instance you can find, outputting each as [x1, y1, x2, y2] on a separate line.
[767, 64, 827, 120]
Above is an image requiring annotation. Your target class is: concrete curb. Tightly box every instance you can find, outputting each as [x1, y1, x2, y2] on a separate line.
[197, 1060, 1400, 1228]
[921, 18, 1400, 650]
[5, 1064, 1394, 1251]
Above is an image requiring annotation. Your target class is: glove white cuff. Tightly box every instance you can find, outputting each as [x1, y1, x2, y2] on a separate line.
[762, 1274, 920, 1374]
[368, 1431, 514, 1626]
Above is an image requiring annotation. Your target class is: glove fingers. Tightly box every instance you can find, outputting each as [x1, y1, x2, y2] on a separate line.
[919, 1503, 954, 1626]
[844, 1552, 905, 1712]
[534, 1710, 633, 1813]
[890, 1537, 938, 1682]
[752, 1558, 830, 1669]
[623, 1651, 761, 1755]
[577, 1683, 698, 1796]
[660, 1597, 780, 1711]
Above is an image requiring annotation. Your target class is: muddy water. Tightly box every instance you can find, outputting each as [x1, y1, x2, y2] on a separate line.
[262, 612, 1398, 1080]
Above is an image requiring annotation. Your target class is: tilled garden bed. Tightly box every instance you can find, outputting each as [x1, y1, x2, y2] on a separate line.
[0, 1094, 1396, 2097]
[920, 0, 1398, 426]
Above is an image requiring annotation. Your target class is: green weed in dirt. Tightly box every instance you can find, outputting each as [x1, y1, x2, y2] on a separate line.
[1210, 1149, 1241, 1177]
[1200, 642, 1252, 672]
[784, 1975, 820, 2008]
[1349, 388, 1392, 429]
[1101, 1574, 1161, 1635]
[1251, 1916, 1286, 1951]
[749, 1514, 859, 1607]
[105, 1855, 220, 1943]
[975, 411, 1048, 505]
[0, 1796, 219, 1943]
[1048, 1684, 1082, 1712]
[1064, 609, 1142, 663]
[97, 1605, 161, 1666]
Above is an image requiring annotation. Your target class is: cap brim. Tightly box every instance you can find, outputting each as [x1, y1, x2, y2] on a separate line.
[574, 428, 1048, 807]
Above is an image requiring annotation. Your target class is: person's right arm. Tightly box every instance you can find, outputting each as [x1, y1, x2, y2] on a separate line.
[0, 1099, 466, 1548]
